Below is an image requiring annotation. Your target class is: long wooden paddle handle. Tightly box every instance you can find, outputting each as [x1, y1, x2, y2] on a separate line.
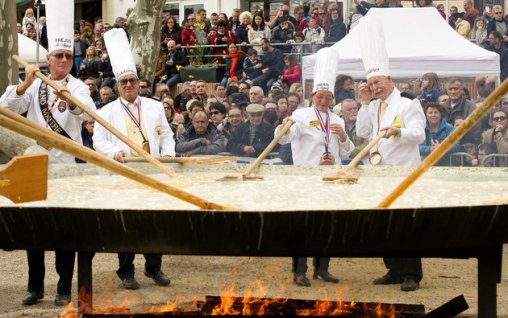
[125, 156, 236, 164]
[378, 79, 508, 209]
[0, 109, 231, 210]
[346, 130, 387, 169]
[243, 120, 294, 177]
[12, 54, 174, 179]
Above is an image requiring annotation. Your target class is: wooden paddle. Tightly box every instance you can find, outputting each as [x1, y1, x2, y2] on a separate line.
[125, 156, 236, 164]
[218, 119, 294, 181]
[12, 54, 175, 179]
[378, 78, 508, 209]
[0, 108, 233, 210]
[0, 154, 47, 203]
[322, 131, 386, 182]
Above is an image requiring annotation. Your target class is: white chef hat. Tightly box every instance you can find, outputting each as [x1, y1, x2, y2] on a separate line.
[312, 47, 339, 95]
[359, 11, 390, 80]
[45, 0, 74, 53]
[103, 28, 137, 80]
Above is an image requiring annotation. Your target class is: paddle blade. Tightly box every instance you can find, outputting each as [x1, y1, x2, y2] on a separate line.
[0, 154, 48, 203]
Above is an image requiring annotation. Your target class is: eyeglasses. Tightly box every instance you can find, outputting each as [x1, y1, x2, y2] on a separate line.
[493, 116, 507, 121]
[210, 111, 221, 115]
[188, 18, 196, 21]
[139, 85, 148, 88]
[118, 78, 138, 85]
[318, 12, 326, 15]
[494, 11, 503, 14]
[51, 53, 73, 60]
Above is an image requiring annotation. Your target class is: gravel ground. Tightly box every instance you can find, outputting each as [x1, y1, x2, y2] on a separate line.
[0, 248, 507, 317]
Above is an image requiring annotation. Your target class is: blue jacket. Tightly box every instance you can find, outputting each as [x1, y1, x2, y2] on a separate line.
[419, 118, 459, 165]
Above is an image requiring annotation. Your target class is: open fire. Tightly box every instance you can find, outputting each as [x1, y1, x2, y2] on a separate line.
[55, 282, 424, 317]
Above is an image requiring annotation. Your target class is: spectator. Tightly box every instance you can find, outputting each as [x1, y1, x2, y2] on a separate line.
[22, 8, 36, 34]
[263, 102, 279, 127]
[73, 31, 87, 77]
[248, 11, 271, 55]
[274, 94, 289, 124]
[486, 31, 508, 81]
[238, 82, 250, 94]
[252, 38, 285, 93]
[24, 22, 37, 41]
[229, 92, 250, 110]
[419, 103, 460, 166]
[471, 16, 488, 45]
[160, 40, 188, 89]
[417, 72, 443, 105]
[444, 78, 482, 145]
[210, 20, 236, 63]
[463, 0, 480, 28]
[221, 42, 247, 86]
[93, 23, 104, 42]
[248, 86, 264, 104]
[154, 83, 171, 101]
[84, 77, 100, 104]
[448, 6, 459, 28]
[399, 82, 413, 95]
[210, 13, 219, 29]
[341, 98, 368, 158]
[487, 5, 508, 35]
[189, 80, 198, 99]
[268, 4, 299, 29]
[219, 13, 228, 23]
[97, 86, 116, 109]
[219, 106, 244, 140]
[290, 32, 305, 62]
[138, 79, 154, 99]
[281, 55, 301, 89]
[17, 23, 22, 34]
[181, 14, 198, 58]
[416, 0, 433, 7]
[184, 99, 205, 127]
[477, 142, 495, 166]
[229, 9, 241, 33]
[242, 48, 262, 83]
[195, 80, 209, 103]
[436, 4, 447, 19]
[271, 16, 295, 54]
[235, 11, 252, 46]
[212, 83, 227, 103]
[176, 110, 226, 156]
[160, 16, 182, 53]
[209, 102, 227, 128]
[227, 104, 275, 157]
[293, 6, 306, 32]
[324, 7, 346, 45]
[334, 75, 355, 104]
[97, 52, 115, 89]
[81, 26, 94, 47]
[481, 108, 508, 154]
[78, 46, 100, 80]
[38, 16, 48, 49]
[94, 38, 105, 55]
[162, 96, 183, 139]
[455, 15, 472, 38]
[287, 92, 302, 114]
[81, 120, 95, 150]
[354, 0, 390, 16]
[196, 8, 211, 33]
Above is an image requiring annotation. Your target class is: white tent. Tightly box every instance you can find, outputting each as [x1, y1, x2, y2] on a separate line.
[18, 33, 48, 67]
[302, 8, 500, 80]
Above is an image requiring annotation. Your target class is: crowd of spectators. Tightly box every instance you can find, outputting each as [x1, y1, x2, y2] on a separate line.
[15, 2, 508, 166]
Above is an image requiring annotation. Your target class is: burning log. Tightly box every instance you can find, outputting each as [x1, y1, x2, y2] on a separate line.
[79, 296, 424, 317]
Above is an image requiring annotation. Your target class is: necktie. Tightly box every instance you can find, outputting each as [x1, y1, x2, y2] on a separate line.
[380, 101, 388, 119]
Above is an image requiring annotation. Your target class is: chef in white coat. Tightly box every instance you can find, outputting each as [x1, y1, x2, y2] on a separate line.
[93, 28, 173, 291]
[276, 48, 353, 287]
[277, 48, 353, 166]
[93, 28, 175, 162]
[355, 13, 425, 292]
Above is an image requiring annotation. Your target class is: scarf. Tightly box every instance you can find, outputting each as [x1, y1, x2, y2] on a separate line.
[229, 51, 242, 82]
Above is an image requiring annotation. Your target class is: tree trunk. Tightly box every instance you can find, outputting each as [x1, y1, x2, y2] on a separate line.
[126, 1, 164, 84]
[0, 127, 37, 161]
[0, 0, 19, 94]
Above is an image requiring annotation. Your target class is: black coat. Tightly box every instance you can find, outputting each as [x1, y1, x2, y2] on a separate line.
[163, 49, 188, 76]
[227, 121, 275, 157]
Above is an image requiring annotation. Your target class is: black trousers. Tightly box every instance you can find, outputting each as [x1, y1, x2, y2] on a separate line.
[116, 253, 162, 279]
[292, 257, 330, 274]
[26, 249, 75, 295]
[383, 257, 423, 282]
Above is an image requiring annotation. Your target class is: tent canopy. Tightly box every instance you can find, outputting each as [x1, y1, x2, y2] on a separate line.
[302, 8, 500, 80]
[18, 33, 48, 67]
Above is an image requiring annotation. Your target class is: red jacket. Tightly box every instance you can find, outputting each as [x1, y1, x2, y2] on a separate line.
[282, 64, 302, 87]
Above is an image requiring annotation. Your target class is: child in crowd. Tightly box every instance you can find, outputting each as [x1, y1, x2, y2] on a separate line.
[242, 48, 262, 83]
[22, 8, 36, 34]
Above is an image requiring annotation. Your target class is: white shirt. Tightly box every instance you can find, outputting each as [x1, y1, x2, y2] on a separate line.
[356, 88, 426, 167]
[278, 107, 353, 165]
[0, 76, 95, 162]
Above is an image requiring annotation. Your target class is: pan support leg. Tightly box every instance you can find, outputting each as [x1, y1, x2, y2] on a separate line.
[477, 245, 502, 318]
[77, 251, 94, 315]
